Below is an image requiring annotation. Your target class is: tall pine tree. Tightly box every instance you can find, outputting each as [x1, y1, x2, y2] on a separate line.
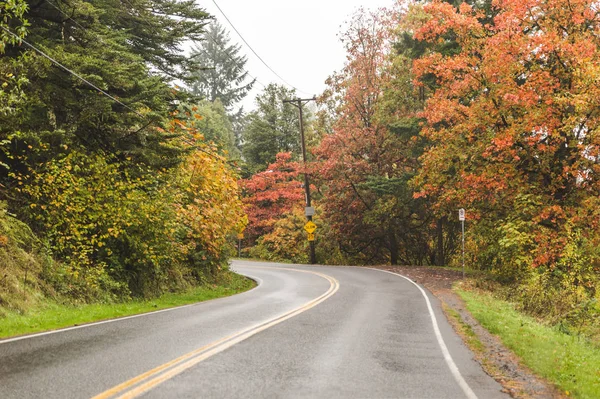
[188, 21, 255, 112]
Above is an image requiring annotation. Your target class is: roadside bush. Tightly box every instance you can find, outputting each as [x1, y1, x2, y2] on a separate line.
[18, 151, 181, 300]
[248, 207, 309, 264]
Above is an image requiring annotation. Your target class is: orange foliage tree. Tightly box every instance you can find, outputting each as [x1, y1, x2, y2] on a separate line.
[413, 0, 600, 309]
[313, 7, 431, 265]
[239, 152, 304, 245]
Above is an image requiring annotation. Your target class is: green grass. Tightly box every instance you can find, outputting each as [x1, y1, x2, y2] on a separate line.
[457, 288, 600, 399]
[0, 272, 255, 339]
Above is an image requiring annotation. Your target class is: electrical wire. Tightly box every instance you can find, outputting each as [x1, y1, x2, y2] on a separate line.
[0, 26, 229, 161]
[210, 0, 313, 96]
[0, 26, 145, 118]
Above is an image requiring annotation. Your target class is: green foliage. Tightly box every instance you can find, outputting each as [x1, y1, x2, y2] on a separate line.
[0, 0, 29, 115]
[0, 0, 29, 53]
[0, 271, 255, 339]
[0, 201, 54, 315]
[242, 84, 304, 173]
[188, 21, 254, 111]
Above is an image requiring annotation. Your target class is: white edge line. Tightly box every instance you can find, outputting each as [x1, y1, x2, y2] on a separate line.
[368, 268, 478, 399]
[0, 272, 261, 345]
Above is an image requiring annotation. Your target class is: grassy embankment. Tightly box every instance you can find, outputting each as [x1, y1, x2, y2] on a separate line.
[457, 288, 600, 399]
[0, 271, 255, 340]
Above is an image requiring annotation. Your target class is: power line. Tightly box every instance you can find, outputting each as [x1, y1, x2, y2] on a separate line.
[0, 26, 230, 162]
[0, 26, 145, 118]
[210, 0, 313, 96]
[47, 0, 264, 101]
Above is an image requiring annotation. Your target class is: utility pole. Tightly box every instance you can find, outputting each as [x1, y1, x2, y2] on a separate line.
[283, 97, 316, 264]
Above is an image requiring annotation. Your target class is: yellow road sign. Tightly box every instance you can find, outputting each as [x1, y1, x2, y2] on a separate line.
[307, 232, 315, 241]
[237, 233, 244, 239]
[304, 221, 317, 233]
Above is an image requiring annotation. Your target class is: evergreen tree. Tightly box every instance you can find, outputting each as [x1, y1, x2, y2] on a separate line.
[188, 21, 254, 112]
[0, 0, 212, 171]
[241, 84, 305, 173]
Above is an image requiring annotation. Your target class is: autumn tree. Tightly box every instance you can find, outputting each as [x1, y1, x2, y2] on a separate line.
[314, 7, 431, 265]
[413, 0, 600, 315]
[239, 152, 304, 245]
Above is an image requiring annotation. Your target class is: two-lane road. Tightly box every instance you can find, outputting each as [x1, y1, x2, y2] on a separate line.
[0, 261, 508, 398]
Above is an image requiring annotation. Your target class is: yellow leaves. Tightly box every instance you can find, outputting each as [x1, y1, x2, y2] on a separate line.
[174, 147, 246, 258]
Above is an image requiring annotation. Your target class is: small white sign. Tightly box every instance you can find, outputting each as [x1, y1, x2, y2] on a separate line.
[459, 208, 465, 221]
[305, 207, 315, 217]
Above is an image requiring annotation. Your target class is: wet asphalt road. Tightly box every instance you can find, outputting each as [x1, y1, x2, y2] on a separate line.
[0, 260, 508, 398]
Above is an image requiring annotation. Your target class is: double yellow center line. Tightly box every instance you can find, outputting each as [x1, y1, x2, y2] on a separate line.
[92, 267, 339, 399]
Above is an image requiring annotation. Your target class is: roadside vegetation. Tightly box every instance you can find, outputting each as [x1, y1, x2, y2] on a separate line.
[0, 272, 254, 339]
[458, 287, 600, 399]
[0, 2, 254, 323]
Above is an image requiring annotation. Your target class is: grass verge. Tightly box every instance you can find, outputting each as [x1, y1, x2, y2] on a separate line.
[0, 271, 255, 340]
[457, 288, 600, 399]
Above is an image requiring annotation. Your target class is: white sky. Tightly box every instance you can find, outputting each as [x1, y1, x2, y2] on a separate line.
[198, 0, 395, 111]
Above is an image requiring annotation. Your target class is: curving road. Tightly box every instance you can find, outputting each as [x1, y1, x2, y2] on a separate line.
[0, 260, 508, 398]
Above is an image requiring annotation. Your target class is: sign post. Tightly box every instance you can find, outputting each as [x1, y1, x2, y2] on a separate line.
[459, 208, 465, 279]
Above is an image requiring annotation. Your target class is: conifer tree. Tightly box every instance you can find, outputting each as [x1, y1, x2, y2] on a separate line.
[188, 21, 255, 112]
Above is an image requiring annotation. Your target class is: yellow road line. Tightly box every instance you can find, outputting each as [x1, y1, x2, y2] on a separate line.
[91, 267, 339, 399]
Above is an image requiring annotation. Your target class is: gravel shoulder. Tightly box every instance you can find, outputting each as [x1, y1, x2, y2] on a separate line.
[371, 266, 566, 399]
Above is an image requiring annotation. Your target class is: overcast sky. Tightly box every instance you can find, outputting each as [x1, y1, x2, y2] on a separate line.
[198, 0, 395, 111]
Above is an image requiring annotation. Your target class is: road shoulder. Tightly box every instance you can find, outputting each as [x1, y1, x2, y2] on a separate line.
[371, 266, 565, 399]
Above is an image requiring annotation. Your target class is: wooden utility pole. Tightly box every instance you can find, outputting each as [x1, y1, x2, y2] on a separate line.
[283, 97, 316, 264]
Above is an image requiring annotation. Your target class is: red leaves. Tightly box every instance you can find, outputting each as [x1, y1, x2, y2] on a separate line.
[239, 152, 304, 243]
